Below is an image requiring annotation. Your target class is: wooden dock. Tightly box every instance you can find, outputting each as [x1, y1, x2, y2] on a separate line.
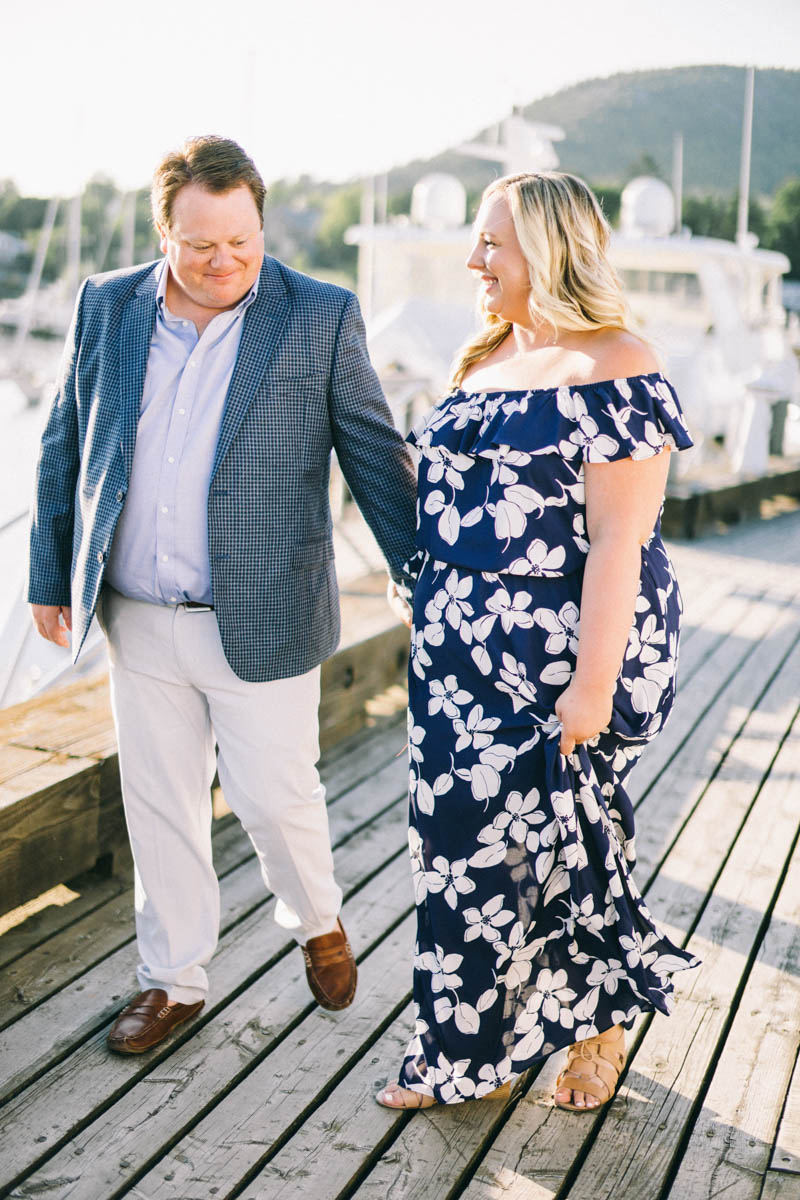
[1, 509, 799, 1200]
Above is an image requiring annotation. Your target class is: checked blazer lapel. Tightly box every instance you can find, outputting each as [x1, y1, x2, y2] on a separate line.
[118, 266, 159, 482]
[212, 256, 290, 480]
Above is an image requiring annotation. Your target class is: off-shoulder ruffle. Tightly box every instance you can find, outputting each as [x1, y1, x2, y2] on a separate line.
[408, 373, 693, 465]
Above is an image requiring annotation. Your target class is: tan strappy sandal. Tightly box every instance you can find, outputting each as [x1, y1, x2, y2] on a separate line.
[554, 1024, 626, 1112]
[375, 1079, 512, 1109]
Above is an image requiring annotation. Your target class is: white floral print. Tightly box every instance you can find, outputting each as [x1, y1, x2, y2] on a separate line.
[396, 374, 700, 1105]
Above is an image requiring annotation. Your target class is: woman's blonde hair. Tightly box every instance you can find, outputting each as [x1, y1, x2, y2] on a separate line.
[450, 171, 641, 386]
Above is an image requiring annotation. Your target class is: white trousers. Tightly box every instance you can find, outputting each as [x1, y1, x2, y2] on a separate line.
[99, 588, 342, 1004]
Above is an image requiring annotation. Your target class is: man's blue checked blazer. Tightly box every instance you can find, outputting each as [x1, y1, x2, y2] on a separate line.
[28, 255, 418, 682]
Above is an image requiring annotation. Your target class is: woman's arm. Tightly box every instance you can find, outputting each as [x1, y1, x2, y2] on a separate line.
[555, 449, 671, 755]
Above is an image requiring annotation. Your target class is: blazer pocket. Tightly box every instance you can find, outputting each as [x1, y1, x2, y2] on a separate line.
[268, 370, 328, 383]
[293, 534, 334, 568]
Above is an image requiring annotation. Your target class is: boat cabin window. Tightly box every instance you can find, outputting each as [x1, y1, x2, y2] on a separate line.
[620, 269, 702, 303]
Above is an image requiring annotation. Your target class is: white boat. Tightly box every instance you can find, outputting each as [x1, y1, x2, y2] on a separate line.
[610, 176, 800, 479]
[0, 378, 107, 709]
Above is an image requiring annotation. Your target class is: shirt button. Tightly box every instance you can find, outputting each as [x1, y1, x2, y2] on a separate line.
[170, 595, 177, 602]
[116, 490, 124, 503]
[178, 408, 186, 415]
[182, 321, 188, 327]
[161, 505, 168, 514]
[168, 456, 175, 464]
[189, 362, 197, 369]
[162, 554, 169, 562]
[97, 550, 105, 563]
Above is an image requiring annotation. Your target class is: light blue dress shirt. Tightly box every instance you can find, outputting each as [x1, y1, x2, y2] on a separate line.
[106, 260, 257, 605]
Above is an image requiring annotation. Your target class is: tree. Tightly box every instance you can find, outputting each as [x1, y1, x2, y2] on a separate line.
[0, 180, 48, 234]
[387, 189, 412, 218]
[313, 186, 360, 276]
[592, 185, 622, 226]
[681, 193, 768, 243]
[623, 153, 664, 182]
[764, 178, 800, 278]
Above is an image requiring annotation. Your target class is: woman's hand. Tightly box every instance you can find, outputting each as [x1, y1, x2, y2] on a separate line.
[555, 680, 613, 756]
[387, 579, 413, 628]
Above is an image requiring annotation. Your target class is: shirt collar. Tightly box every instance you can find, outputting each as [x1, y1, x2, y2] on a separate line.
[155, 256, 260, 319]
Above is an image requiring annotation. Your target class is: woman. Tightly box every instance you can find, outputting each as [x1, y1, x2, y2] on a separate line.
[378, 172, 699, 1113]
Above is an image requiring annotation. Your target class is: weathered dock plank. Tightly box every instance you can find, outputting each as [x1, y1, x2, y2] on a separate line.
[0, 673, 113, 759]
[1, 514, 799, 1200]
[239, 565, 800, 1200]
[769, 1047, 800, 1179]
[0, 767, 411, 1189]
[458, 1051, 603, 1200]
[629, 596, 800, 882]
[0, 870, 131, 972]
[256, 548, 800, 1200]
[677, 573, 798, 681]
[124, 912, 416, 1200]
[8, 855, 414, 1200]
[0, 757, 107, 914]
[0, 754, 407, 1125]
[661, 465, 800, 540]
[351, 1084, 527, 1200]
[760, 1170, 800, 1200]
[667, 501, 800, 564]
[554, 685, 800, 1200]
[665, 834, 800, 1198]
[455, 616, 800, 1200]
[251, 1005, 417, 1199]
[0, 720, 406, 1030]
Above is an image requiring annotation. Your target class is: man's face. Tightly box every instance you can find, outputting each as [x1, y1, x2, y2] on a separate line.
[159, 183, 264, 312]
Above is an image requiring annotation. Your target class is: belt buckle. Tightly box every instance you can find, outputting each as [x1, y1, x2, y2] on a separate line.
[182, 600, 214, 613]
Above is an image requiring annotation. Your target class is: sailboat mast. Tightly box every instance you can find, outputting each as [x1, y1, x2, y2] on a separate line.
[12, 195, 60, 361]
[672, 133, 683, 234]
[359, 175, 376, 323]
[119, 192, 136, 269]
[66, 192, 82, 302]
[736, 66, 755, 247]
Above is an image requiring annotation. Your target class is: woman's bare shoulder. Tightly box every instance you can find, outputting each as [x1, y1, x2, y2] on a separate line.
[589, 329, 659, 381]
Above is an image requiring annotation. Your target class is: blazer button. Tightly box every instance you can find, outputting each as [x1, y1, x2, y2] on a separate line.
[97, 550, 105, 563]
[116, 490, 125, 503]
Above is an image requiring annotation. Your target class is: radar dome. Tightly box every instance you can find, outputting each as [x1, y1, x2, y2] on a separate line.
[411, 173, 467, 231]
[620, 177, 676, 238]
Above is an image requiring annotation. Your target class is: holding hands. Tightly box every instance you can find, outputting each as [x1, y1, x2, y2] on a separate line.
[387, 579, 413, 628]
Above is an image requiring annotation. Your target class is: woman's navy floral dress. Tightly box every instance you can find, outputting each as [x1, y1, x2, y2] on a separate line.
[397, 373, 700, 1104]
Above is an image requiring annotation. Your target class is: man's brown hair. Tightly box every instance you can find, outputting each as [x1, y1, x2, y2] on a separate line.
[151, 135, 267, 231]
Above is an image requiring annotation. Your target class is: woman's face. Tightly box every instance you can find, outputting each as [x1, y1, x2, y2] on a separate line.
[466, 194, 531, 324]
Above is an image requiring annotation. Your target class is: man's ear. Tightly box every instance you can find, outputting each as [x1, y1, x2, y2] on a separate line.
[157, 223, 169, 254]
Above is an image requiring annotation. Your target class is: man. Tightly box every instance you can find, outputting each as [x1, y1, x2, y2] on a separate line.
[29, 136, 417, 1052]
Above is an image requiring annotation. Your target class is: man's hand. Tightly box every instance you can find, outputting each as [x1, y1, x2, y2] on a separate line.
[31, 604, 72, 648]
[386, 580, 413, 629]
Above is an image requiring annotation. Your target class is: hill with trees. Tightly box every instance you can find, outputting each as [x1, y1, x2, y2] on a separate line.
[1, 65, 798, 300]
[389, 66, 800, 198]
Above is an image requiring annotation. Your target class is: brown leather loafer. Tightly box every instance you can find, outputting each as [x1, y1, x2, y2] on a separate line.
[107, 988, 204, 1054]
[303, 918, 357, 1010]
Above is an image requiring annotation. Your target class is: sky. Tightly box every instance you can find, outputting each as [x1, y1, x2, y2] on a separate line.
[3, 0, 799, 195]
